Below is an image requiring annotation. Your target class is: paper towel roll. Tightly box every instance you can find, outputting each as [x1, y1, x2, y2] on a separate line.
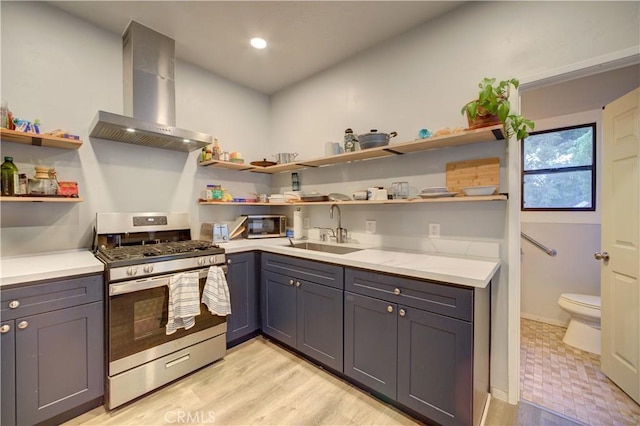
[293, 208, 303, 239]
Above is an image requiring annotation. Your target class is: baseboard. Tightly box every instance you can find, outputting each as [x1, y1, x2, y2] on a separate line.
[521, 313, 568, 328]
[490, 387, 509, 402]
[479, 394, 491, 426]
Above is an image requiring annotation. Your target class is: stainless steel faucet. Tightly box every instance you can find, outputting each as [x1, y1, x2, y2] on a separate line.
[329, 204, 347, 243]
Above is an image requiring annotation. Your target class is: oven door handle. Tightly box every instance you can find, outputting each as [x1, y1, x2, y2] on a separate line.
[109, 266, 225, 296]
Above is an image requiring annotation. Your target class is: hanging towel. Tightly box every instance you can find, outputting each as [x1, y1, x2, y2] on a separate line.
[202, 266, 232, 316]
[166, 271, 201, 335]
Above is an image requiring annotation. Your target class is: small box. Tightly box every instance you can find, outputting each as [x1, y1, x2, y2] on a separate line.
[57, 181, 78, 196]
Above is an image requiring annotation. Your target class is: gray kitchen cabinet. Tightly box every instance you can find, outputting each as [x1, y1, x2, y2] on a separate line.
[344, 292, 397, 399]
[226, 252, 259, 346]
[344, 268, 489, 426]
[1, 320, 16, 426]
[261, 253, 344, 372]
[0, 273, 104, 426]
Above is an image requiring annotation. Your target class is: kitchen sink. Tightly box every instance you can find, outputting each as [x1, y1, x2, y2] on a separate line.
[286, 242, 363, 255]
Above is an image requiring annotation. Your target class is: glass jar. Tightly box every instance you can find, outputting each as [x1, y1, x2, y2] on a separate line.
[212, 185, 223, 200]
[1, 156, 19, 196]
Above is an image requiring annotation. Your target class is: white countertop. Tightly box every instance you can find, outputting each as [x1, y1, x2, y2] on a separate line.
[0, 249, 105, 287]
[0, 239, 500, 289]
[222, 238, 500, 288]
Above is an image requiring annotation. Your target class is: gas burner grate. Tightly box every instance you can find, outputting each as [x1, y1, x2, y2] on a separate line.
[99, 240, 220, 261]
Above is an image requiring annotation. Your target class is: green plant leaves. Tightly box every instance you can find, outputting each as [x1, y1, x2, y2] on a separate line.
[462, 77, 534, 140]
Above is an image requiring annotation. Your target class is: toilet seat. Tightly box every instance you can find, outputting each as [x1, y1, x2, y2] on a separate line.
[559, 293, 601, 310]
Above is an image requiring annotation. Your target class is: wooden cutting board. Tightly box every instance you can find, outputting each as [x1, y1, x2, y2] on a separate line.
[446, 157, 500, 195]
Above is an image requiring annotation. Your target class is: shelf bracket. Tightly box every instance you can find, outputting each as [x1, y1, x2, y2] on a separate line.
[32, 137, 43, 146]
[382, 148, 404, 155]
[492, 129, 505, 140]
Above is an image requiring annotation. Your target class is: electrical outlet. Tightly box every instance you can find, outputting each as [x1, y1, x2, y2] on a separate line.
[365, 220, 376, 234]
[428, 223, 440, 238]
[303, 217, 310, 229]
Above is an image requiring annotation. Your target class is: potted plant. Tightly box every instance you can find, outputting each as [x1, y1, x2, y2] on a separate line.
[461, 77, 535, 140]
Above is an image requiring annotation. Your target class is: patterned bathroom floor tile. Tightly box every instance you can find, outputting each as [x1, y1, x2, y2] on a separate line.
[521, 318, 640, 426]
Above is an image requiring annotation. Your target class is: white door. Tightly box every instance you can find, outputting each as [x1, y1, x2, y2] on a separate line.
[601, 87, 640, 404]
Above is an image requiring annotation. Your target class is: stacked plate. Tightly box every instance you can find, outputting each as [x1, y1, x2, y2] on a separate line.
[268, 194, 286, 203]
[418, 186, 458, 198]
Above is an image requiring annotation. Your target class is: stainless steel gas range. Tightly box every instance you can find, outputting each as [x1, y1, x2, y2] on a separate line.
[94, 212, 227, 409]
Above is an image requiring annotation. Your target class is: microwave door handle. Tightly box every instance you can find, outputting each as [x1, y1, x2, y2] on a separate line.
[109, 268, 211, 296]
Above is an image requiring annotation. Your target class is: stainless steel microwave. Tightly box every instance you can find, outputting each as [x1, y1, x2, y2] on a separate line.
[243, 214, 287, 239]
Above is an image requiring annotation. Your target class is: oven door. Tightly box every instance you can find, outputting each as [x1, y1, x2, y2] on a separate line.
[107, 267, 227, 374]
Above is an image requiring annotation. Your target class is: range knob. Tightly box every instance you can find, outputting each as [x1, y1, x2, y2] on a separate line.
[197, 257, 206, 266]
[209, 256, 218, 264]
[143, 264, 154, 274]
[127, 266, 138, 276]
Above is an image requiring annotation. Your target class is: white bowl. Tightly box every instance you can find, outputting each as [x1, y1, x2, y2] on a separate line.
[461, 186, 497, 196]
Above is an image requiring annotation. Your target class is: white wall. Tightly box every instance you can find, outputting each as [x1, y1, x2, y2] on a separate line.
[0, 1, 271, 255]
[268, 1, 639, 399]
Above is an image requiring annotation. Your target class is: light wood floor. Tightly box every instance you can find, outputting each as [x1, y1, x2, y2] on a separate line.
[65, 335, 579, 426]
[65, 337, 418, 425]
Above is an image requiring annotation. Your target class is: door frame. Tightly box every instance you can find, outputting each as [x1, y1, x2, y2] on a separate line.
[505, 47, 640, 404]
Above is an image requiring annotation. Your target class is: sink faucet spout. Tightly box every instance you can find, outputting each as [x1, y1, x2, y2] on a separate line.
[329, 204, 346, 243]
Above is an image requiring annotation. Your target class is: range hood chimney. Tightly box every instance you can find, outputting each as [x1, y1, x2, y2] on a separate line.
[89, 21, 212, 152]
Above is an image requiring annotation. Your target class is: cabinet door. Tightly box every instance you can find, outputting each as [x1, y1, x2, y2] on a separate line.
[397, 306, 473, 426]
[15, 301, 104, 426]
[344, 292, 397, 399]
[1, 320, 16, 426]
[226, 252, 258, 344]
[296, 280, 343, 372]
[261, 270, 297, 347]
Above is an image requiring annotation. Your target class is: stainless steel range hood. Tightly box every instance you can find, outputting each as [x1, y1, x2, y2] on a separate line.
[89, 21, 212, 152]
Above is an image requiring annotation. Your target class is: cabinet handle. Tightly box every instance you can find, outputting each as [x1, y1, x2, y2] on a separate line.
[228, 259, 233, 264]
[393, 288, 401, 296]
[296, 281, 301, 287]
[0, 324, 10, 334]
[9, 300, 20, 309]
[399, 309, 406, 317]
[17, 321, 28, 330]
[289, 279, 294, 285]
[387, 305, 393, 313]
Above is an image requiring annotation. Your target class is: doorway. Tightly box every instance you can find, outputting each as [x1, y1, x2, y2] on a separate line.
[517, 63, 640, 424]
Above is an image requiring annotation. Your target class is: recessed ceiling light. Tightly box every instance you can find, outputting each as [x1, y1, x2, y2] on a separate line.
[126, 128, 135, 133]
[183, 139, 190, 143]
[250, 37, 267, 49]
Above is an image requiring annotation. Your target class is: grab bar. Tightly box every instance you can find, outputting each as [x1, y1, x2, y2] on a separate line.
[521, 232, 557, 257]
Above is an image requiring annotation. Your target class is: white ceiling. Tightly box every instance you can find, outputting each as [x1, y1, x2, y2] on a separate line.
[48, 1, 465, 94]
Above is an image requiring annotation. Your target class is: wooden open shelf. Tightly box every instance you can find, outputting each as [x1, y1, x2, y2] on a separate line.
[199, 125, 504, 174]
[198, 159, 255, 171]
[199, 195, 507, 206]
[1, 196, 83, 203]
[1, 129, 83, 149]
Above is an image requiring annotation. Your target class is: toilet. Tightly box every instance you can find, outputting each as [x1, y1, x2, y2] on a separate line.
[557, 293, 602, 355]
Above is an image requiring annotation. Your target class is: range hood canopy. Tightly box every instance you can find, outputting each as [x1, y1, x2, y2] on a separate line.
[89, 21, 212, 152]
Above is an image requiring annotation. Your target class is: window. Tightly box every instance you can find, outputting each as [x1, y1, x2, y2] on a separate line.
[521, 123, 596, 211]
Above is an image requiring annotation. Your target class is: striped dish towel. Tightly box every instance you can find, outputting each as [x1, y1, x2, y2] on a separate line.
[202, 266, 232, 316]
[166, 271, 201, 335]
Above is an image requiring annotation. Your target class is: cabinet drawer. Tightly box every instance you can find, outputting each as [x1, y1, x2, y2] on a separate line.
[345, 268, 472, 322]
[262, 253, 343, 290]
[1, 274, 103, 321]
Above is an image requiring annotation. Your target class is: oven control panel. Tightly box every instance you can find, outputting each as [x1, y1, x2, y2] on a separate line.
[108, 254, 226, 282]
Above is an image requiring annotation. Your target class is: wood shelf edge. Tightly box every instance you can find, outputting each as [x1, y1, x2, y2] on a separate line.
[0, 196, 83, 203]
[1, 129, 83, 149]
[198, 195, 507, 206]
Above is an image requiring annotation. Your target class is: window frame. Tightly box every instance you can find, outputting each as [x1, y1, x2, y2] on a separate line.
[521, 122, 596, 212]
